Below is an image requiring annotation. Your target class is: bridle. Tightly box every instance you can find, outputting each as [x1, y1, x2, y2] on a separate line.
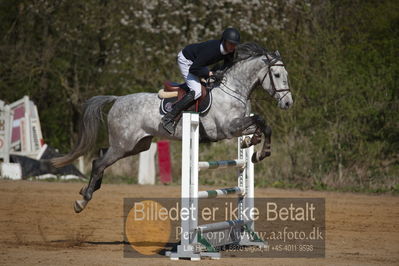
[217, 55, 291, 106]
[260, 59, 291, 100]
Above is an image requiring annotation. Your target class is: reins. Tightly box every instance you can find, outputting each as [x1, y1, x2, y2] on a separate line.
[217, 58, 290, 105]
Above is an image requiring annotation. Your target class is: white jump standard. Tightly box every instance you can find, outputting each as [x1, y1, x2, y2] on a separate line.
[167, 112, 266, 260]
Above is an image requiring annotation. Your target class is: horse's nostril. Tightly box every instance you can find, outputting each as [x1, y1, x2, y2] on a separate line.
[285, 102, 289, 107]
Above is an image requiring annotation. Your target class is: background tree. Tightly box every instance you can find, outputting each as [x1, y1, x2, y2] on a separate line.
[0, 0, 397, 191]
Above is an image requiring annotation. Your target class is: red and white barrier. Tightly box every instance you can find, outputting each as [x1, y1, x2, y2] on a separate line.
[157, 141, 172, 184]
[0, 96, 44, 179]
[0, 96, 45, 161]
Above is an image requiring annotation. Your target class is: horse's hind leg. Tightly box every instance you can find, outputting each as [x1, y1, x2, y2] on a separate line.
[78, 159, 106, 197]
[74, 136, 153, 213]
[74, 147, 125, 213]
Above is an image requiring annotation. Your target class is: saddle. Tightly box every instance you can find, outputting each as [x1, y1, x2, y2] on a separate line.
[159, 81, 212, 115]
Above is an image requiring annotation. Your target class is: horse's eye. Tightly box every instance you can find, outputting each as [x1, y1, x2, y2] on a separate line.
[274, 73, 280, 78]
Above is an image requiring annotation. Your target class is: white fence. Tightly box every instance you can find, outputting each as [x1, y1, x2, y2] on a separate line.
[167, 112, 265, 260]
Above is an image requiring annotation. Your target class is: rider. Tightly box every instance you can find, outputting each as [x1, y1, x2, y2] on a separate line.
[161, 27, 241, 134]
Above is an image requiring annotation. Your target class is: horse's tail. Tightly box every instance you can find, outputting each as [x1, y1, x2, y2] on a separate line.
[51, 95, 118, 168]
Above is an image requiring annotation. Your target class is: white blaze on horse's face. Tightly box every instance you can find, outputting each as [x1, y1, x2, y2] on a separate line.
[259, 56, 293, 110]
[271, 64, 293, 109]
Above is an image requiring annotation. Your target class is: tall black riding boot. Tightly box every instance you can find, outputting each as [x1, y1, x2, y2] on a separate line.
[162, 91, 195, 134]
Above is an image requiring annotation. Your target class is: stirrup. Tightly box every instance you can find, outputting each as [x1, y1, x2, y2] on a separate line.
[162, 116, 176, 134]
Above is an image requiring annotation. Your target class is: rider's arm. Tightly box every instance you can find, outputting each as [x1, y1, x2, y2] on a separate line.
[188, 44, 222, 78]
[189, 58, 211, 79]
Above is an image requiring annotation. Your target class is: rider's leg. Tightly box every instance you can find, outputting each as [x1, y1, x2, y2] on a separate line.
[161, 90, 195, 134]
[161, 52, 201, 135]
[177, 51, 202, 101]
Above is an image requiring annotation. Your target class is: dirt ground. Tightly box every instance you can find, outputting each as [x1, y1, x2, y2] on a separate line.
[0, 179, 398, 266]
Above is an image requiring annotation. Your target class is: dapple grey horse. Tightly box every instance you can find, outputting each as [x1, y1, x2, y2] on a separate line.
[51, 43, 293, 213]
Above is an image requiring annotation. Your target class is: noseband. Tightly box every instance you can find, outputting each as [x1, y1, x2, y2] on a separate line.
[260, 60, 290, 99]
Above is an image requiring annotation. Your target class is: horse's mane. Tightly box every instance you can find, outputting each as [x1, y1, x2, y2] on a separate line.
[233, 42, 269, 63]
[213, 42, 281, 83]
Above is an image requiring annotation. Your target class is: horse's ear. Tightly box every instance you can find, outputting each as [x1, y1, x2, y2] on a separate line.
[275, 50, 280, 57]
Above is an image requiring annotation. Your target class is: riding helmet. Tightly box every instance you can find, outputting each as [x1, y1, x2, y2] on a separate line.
[221, 28, 240, 44]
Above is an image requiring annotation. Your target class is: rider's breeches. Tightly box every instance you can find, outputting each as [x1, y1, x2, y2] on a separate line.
[177, 51, 202, 100]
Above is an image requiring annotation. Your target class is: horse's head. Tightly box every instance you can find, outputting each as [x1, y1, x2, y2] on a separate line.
[258, 51, 293, 109]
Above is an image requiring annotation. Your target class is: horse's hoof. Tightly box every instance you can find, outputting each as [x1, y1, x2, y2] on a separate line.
[251, 152, 260, 163]
[74, 199, 88, 213]
[79, 185, 88, 196]
[264, 146, 271, 158]
[250, 135, 262, 146]
[162, 120, 176, 135]
[251, 151, 270, 163]
[240, 136, 252, 149]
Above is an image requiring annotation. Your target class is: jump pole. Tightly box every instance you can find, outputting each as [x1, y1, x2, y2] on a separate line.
[167, 112, 266, 260]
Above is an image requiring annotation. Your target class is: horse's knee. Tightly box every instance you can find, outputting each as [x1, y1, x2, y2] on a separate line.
[92, 158, 101, 170]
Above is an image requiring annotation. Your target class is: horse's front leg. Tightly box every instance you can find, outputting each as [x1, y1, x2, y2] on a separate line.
[251, 116, 271, 163]
[229, 114, 272, 163]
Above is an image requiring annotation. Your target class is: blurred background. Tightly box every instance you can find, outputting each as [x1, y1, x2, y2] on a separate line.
[0, 0, 397, 192]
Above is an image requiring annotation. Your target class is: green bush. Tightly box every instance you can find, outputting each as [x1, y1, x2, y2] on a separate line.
[0, 0, 397, 192]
